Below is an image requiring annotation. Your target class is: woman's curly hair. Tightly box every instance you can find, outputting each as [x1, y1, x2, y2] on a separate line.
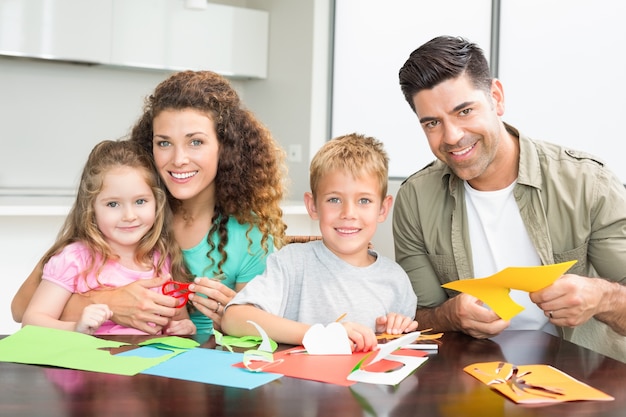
[130, 71, 287, 272]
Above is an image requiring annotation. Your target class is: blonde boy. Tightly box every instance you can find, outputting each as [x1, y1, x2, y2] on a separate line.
[222, 133, 417, 351]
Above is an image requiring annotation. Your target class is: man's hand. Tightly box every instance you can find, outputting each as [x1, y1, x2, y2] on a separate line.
[531, 274, 606, 327]
[416, 293, 509, 339]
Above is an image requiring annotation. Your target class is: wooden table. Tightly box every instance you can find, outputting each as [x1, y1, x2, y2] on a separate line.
[1, 330, 625, 416]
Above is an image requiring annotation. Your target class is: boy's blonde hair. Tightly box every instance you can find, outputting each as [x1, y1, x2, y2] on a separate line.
[309, 133, 389, 199]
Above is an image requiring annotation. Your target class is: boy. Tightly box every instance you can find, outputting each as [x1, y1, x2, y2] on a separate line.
[222, 133, 417, 351]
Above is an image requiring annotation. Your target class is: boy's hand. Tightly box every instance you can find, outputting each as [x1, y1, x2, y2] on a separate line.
[75, 304, 112, 335]
[376, 313, 418, 335]
[341, 322, 378, 352]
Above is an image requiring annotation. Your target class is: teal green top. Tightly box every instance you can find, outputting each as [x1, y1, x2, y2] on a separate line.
[183, 216, 273, 334]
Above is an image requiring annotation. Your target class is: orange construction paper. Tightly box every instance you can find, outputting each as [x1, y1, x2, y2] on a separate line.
[441, 261, 577, 320]
[465, 361, 614, 404]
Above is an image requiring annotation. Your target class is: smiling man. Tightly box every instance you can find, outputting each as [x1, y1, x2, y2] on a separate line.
[392, 35, 626, 362]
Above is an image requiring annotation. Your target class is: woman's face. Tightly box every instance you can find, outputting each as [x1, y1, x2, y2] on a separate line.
[152, 109, 220, 203]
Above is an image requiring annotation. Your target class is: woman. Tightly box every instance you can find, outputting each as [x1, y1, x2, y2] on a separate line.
[12, 70, 287, 334]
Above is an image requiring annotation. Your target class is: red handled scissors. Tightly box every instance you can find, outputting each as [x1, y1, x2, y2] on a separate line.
[162, 281, 192, 308]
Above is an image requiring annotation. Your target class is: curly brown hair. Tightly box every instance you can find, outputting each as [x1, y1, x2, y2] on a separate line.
[42, 140, 191, 288]
[130, 71, 287, 271]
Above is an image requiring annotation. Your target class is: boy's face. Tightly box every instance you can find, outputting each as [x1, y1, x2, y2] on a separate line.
[304, 168, 392, 267]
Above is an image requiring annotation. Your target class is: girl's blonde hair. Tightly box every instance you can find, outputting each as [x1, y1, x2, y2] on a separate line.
[42, 140, 190, 287]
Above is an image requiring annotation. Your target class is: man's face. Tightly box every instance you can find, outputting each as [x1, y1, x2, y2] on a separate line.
[411, 74, 507, 190]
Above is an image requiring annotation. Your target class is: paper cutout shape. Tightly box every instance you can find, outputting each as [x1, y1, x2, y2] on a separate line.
[213, 329, 278, 352]
[302, 322, 352, 355]
[465, 361, 614, 403]
[0, 326, 188, 375]
[137, 347, 283, 390]
[246, 320, 276, 352]
[242, 349, 285, 372]
[348, 332, 427, 385]
[441, 260, 577, 320]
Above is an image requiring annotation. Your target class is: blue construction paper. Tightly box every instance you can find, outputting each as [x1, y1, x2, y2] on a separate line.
[122, 347, 283, 390]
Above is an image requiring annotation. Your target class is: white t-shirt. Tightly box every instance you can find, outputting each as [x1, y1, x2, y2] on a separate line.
[464, 180, 556, 334]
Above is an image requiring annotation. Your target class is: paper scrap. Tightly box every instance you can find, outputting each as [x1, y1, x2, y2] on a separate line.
[466, 361, 614, 403]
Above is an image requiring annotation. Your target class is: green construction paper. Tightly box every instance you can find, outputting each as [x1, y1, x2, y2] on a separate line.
[214, 329, 278, 351]
[139, 336, 200, 350]
[0, 326, 185, 376]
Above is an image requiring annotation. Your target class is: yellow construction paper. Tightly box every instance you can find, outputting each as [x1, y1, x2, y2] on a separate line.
[441, 261, 576, 320]
[465, 361, 614, 404]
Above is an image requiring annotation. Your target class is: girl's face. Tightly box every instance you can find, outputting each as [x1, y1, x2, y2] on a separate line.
[94, 166, 156, 256]
[151, 109, 220, 204]
[304, 169, 392, 267]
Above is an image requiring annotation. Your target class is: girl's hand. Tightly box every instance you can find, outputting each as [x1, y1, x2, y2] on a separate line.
[375, 313, 419, 335]
[75, 304, 112, 335]
[188, 276, 237, 332]
[163, 319, 196, 336]
[341, 321, 378, 352]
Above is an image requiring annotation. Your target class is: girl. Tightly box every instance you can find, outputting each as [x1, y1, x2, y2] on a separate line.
[22, 140, 195, 335]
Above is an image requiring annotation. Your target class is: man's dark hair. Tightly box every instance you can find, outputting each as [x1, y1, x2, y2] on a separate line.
[399, 35, 492, 112]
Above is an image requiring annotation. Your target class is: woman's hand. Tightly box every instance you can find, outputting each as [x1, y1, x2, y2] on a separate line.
[85, 277, 178, 334]
[188, 277, 237, 331]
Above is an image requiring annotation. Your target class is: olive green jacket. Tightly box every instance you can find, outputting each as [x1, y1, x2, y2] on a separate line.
[393, 124, 626, 362]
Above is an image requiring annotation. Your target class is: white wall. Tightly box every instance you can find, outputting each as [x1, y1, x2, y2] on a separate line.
[332, 0, 492, 179]
[499, 0, 626, 180]
[333, 0, 626, 183]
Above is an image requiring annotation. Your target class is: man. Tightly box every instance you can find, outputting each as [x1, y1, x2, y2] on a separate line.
[393, 35, 626, 361]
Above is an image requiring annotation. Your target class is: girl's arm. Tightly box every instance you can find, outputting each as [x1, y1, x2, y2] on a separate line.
[22, 280, 76, 331]
[13, 261, 177, 334]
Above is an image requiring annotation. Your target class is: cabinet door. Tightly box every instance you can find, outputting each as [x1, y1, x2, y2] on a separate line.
[0, 0, 112, 63]
[111, 0, 268, 78]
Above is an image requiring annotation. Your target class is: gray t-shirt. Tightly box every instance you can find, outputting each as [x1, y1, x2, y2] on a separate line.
[226, 240, 417, 330]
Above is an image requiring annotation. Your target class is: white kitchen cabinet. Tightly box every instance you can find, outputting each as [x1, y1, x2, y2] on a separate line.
[111, 0, 269, 78]
[0, 0, 269, 78]
[0, 0, 112, 63]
